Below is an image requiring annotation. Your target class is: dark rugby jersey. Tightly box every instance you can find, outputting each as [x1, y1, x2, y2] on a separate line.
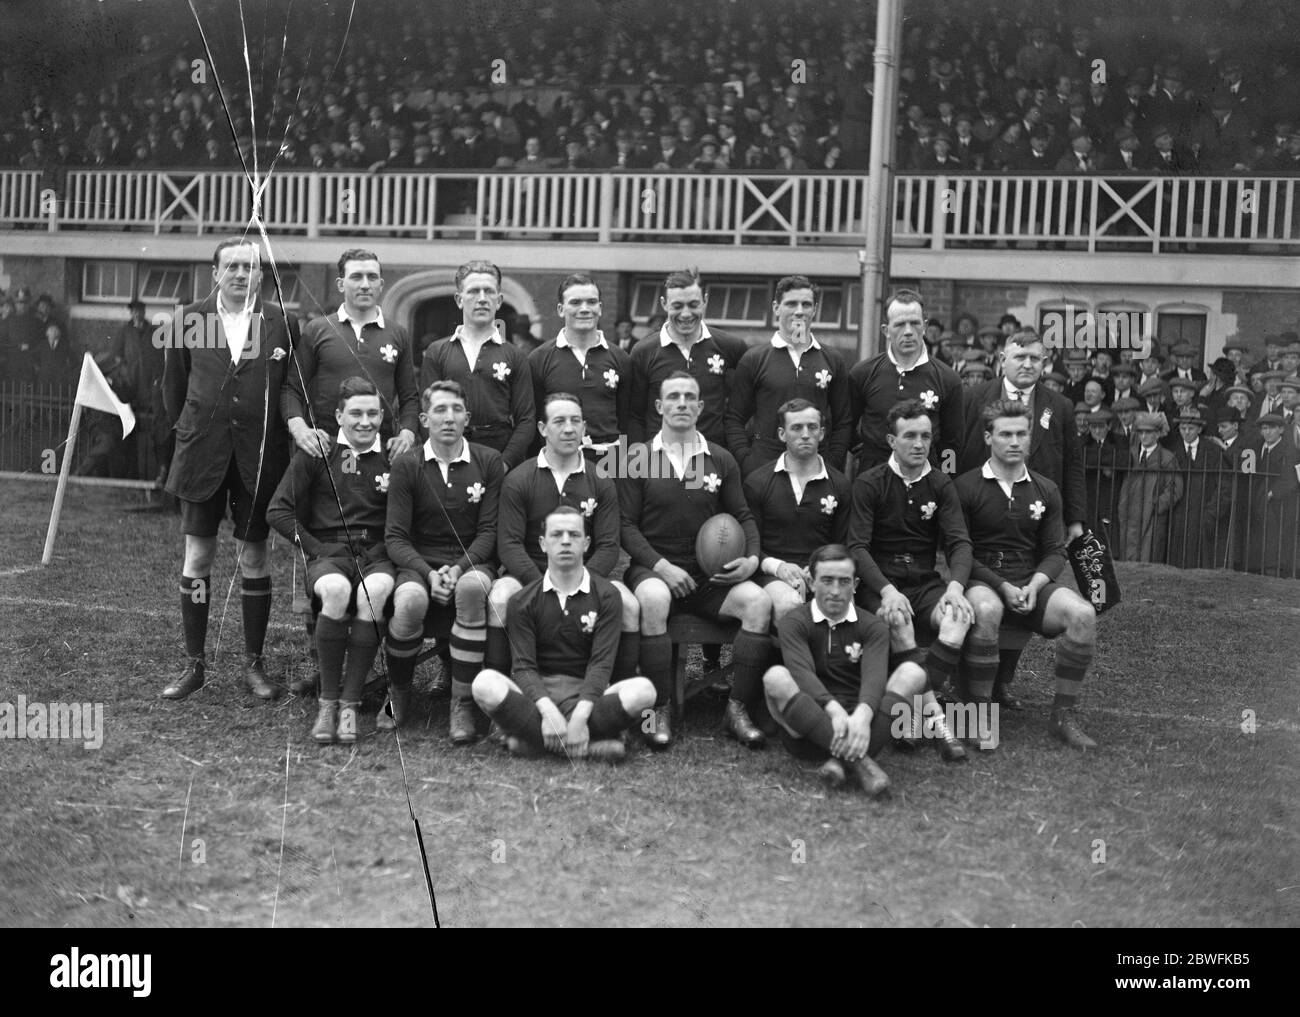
[777, 600, 890, 712]
[507, 570, 623, 703]
[418, 328, 535, 468]
[743, 455, 850, 568]
[847, 459, 973, 594]
[954, 463, 1066, 587]
[528, 333, 631, 442]
[725, 337, 853, 466]
[385, 439, 502, 579]
[848, 349, 963, 469]
[498, 452, 621, 584]
[618, 435, 759, 579]
[266, 438, 391, 557]
[627, 325, 747, 446]
[281, 308, 419, 438]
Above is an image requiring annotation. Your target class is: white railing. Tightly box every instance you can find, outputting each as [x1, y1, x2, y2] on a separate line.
[1, 168, 1297, 252]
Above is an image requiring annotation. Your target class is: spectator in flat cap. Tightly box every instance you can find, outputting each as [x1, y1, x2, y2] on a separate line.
[1115, 411, 1183, 563]
[960, 359, 992, 387]
[1252, 370, 1287, 422]
[1073, 401, 1093, 438]
[1249, 334, 1286, 382]
[1110, 361, 1138, 404]
[1083, 406, 1121, 545]
[1111, 396, 1141, 449]
[1168, 409, 1231, 569]
[1246, 412, 1299, 577]
[1161, 342, 1206, 384]
[936, 332, 964, 368]
[1043, 369, 1069, 395]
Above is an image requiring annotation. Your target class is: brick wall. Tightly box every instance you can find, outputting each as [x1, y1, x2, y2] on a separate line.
[1222, 290, 1300, 362]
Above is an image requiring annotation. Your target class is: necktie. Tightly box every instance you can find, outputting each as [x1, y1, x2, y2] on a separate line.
[1140, 450, 1150, 467]
[1186, 444, 1193, 458]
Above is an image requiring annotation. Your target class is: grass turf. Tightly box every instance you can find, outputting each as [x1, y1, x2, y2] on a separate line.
[0, 481, 1296, 927]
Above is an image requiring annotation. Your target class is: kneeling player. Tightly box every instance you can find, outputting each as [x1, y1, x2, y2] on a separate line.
[762, 545, 903, 796]
[385, 381, 503, 743]
[472, 506, 655, 761]
[955, 401, 1099, 749]
[266, 377, 396, 745]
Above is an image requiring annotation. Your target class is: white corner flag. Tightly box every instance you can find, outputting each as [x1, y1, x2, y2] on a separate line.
[76, 352, 135, 438]
[41, 354, 138, 565]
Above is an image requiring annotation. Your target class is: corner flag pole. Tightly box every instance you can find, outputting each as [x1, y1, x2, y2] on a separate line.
[41, 400, 84, 566]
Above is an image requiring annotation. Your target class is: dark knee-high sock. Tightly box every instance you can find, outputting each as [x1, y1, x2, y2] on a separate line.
[241, 575, 272, 656]
[492, 688, 544, 748]
[180, 575, 210, 658]
[589, 694, 637, 739]
[995, 647, 1022, 690]
[923, 640, 962, 693]
[730, 630, 771, 707]
[780, 692, 834, 750]
[641, 633, 672, 707]
[343, 619, 384, 702]
[877, 689, 912, 742]
[964, 635, 999, 702]
[314, 615, 348, 701]
[613, 629, 640, 681]
[484, 624, 511, 674]
[1052, 636, 1094, 710]
[385, 633, 422, 689]
[450, 619, 486, 697]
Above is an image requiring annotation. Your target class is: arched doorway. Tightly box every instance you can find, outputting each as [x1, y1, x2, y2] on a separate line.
[385, 269, 542, 367]
[411, 295, 522, 357]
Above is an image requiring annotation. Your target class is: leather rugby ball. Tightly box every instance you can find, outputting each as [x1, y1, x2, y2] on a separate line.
[696, 513, 746, 575]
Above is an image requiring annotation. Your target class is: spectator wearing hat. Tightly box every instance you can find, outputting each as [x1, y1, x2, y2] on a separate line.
[1137, 375, 1175, 435]
[960, 357, 992, 388]
[1163, 375, 1204, 447]
[1115, 411, 1183, 564]
[1194, 92, 1253, 173]
[1146, 123, 1195, 174]
[1043, 369, 1069, 395]
[1257, 126, 1300, 173]
[1062, 351, 1090, 406]
[1212, 407, 1253, 569]
[1055, 122, 1101, 172]
[1161, 342, 1206, 384]
[1083, 406, 1121, 545]
[1247, 412, 1299, 577]
[951, 110, 984, 169]
[1168, 409, 1231, 569]
[1148, 68, 1193, 138]
[1251, 370, 1287, 422]
[1108, 125, 1143, 173]
[1016, 27, 1062, 90]
[1111, 395, 1141, 450]
[935, 332, 963, 369]
[1219, 384, 1258, 443]
[1279, 375, 1300, 438]
[1198, 357, 1238, 419]
[1280, 340, 1300, 379]
[1073, 401, 1093, 439]
[1111, 361, 1138, 404]
[1249, 333, 1286, 382]
[1087, 349, 1116, 403]
[1221, 340, 1252, 387]
[974, 324, 1002, 366]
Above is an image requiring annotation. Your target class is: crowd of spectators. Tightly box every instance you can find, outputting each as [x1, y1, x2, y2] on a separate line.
[2, 0, 1298, 183]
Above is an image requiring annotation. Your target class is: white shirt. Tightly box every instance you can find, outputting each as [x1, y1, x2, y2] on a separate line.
[1185, 440, 1199, 459]
[887, 452, 932, 487]
[336, 431, 381, 455]
[810, 598, 858, 627]
[981, 459, 1030, 499]
[773, 452, 829, 504]
[771, 330, 821, 370]
[338, 303, 384, 343]
[536, 448, 584, 494]
[423, 437, 471, 484]
[542, 567, 591, 612]
[218, 299, 255, 364]
[451, 323, 504, 372]
[556, 328, 609, 367]
[886, 342, 930, 374]
[658, 321, 714, 361]
[651, 430, 708, 479]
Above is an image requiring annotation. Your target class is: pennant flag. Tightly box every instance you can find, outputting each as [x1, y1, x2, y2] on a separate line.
[75, 352, 135, 438]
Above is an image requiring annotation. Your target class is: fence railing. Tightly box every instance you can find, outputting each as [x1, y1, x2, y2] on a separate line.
[2, 168, 1297, 252]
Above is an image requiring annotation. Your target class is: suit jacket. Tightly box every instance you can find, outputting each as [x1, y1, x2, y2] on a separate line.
[958, 379, 1087, 526]
[31, 335, 74, 390]
[163, 296, 293, 502]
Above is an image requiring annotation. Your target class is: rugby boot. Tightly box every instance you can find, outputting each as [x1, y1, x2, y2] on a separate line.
[242, 653, 281, 700]
[817, 757, 847, 789]
[586, 738, 627, 764]
[337, 702, 360, 745]
[312, 701, 338, 744]
[506, 735, 542, 758]
[993, 681, 1024, 711]
[449, 696, 485, 745]
[847, 755, 892, 798]
[1048, 708, 1097, 750]
[927, 711, 968, 763]
[645, 704, 673, 749]
[375, 683, 412, 733]
[161, 657, 205, 700]
[723, 699, 766, 748]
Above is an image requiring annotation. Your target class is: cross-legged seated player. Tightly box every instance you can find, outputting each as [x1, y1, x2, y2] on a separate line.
[955, 400, 1099, 750]
[620, 371, 773, 749]
[743, 398, 850, 623]
[489, 392, 639, 685]
[847, 399, 974, 760]
[384, 381, 503, 743]
[266, 377, 396, 744]
[762, 545, 898, 797]
[472, 506, 656, 762]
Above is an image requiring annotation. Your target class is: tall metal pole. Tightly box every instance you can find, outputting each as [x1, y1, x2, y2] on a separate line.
[859, 0, 905, 359]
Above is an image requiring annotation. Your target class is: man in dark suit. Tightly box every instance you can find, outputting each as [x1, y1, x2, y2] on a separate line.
[159, 238, 294, 702]
[1167, 409, 1231, 569]
[957, 328, 1086, 708]
[1248, 413, 1300, 577]
[1160, 342, 1207, 384]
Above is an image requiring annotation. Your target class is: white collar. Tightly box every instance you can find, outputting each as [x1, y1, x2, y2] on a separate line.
[338, 304, 384, 329]
[335, 431, 382, 455]
[770, 331, 821, 351]
[658, 321, 713, 347]
[542, 568, 591, 595]
[982, 460, 1030, 484]
[423, 438, 471, 464]
[651, 431, 708, 459]
[773, 452, 829, 480]
[887, 453, 932, 483]
[217, 297, 254, 319]
[811, 599, 858, 625]
[1003, 378, 1033, 399]
[452, 324, 504, 345]
[536, 448, 584, 471]
[556, 329, 609, 350]
[886, 343, 930, 370]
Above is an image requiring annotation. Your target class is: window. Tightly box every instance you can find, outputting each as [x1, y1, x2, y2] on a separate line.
[260, 268, 305, 309]
[845, 283, 861, 329]
[138, 265, 194, 303]
[813, 285, 843, 327]
[1157, 312, 1206, 363]
[82, 261, 136, 303]
[629, 278, 771, 327]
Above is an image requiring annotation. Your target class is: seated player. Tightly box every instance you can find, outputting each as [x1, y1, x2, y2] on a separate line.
[472, 506, 656, 762]
[384, 381, 503, 744]
[761, 545, 897, 796]
[620, 371, 774, 748]
[743, 398, 850, 623]
[847, 399, 973, 759]
[267, 377, 396, 745]
[491, 391, 640, 682]
[955, 400, 1100, 750]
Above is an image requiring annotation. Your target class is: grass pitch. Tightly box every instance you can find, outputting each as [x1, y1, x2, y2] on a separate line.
[0, 481, 1296, 927]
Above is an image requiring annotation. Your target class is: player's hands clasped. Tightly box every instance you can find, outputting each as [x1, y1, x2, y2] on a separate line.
[539, 700, 569, 754]
[937, 590, 975, 625]
[878, 586, 914, 627]
[711, 555, 758, 586]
